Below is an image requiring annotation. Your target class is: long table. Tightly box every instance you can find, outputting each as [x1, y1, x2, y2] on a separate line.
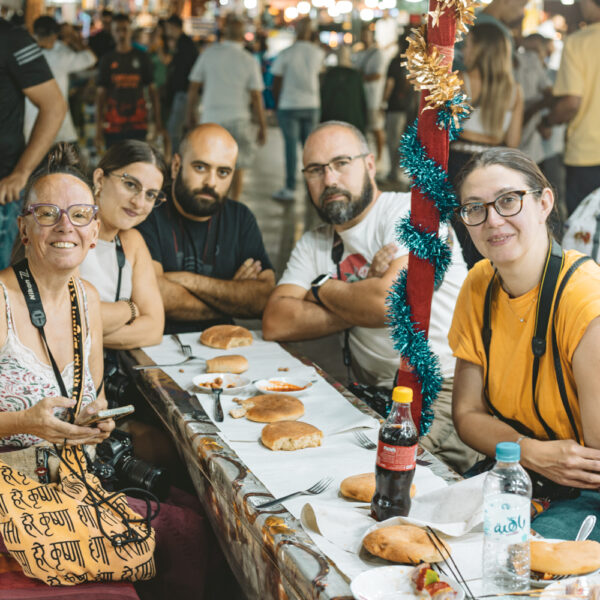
[122, 339, 461, 600]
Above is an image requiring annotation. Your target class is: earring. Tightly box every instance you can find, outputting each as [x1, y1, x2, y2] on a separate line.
[90, 242, 96, 249]
[21, 237, 28, 245]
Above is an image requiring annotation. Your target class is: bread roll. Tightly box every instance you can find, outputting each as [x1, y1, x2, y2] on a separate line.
[531, 540, 600, 575]
[363, 525, 449, 564]
[339, 473, 415, 502]
[205, 355, 249, 374]
[200, 325, 253, 349]
[229, 394, 304, 422]
[261, 421, 323, 451]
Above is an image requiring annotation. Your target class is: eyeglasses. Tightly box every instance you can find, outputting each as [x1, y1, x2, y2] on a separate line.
[302, 153, 369, 179]
[457, 189, 542, 226]
[109, 172, 166, 207]
[22, 203, 98, 227]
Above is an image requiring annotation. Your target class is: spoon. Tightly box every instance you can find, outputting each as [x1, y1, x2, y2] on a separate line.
[575, 514, 596, 542]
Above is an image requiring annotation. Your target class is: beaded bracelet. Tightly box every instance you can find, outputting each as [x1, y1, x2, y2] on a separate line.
[123, 299, 136, 325]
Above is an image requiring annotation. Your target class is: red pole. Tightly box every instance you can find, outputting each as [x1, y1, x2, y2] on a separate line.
[395, 3, 457, 430]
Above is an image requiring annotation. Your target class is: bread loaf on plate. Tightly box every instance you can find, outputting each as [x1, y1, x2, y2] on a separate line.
[340, 473, 415, 503]
[229, 394, 304, 422]
[200, 325, 253, 349]
[531, 540, 600, 575]
[261, 421, 323, 451]
[205, 355, 249, 374]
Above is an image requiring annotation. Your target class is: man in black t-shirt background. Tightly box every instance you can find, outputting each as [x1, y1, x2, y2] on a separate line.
[95, 13, 162, 150]
[0, 17, 67, 269]
[137, 123, 275, 334]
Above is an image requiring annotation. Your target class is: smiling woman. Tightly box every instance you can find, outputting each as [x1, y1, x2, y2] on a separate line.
[448, 148, 600, 541]
[78, 140, 166, 350]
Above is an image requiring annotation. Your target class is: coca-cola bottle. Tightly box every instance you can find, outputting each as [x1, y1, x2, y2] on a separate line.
[371, 386, 418, 521]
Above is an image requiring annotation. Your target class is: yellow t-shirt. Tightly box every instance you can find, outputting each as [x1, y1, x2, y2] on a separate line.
[448, 250, 600, 441]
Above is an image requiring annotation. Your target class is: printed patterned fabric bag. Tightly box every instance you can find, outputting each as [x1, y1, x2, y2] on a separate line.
[0, 264, 157, 585]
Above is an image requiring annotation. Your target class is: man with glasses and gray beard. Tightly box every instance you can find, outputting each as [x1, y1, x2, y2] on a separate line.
[263, 121, 478, 474]
[137, 123, 275, 334]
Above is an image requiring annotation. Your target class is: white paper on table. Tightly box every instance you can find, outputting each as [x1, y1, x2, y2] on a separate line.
[397, 473, 485, 537]
[299, 464, 449, 552]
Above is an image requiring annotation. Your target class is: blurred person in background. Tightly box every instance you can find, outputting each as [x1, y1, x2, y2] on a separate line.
[186, 17, 266, 201]
[353, 24, 386, 164]
[320, 45, 367, 133]
[382, 33, 418, 184]
[270, 17, 324, 203]
[0, 15, 66, 269]
[448, 23, 523, 268]
[543, 0, 600, 216]
[25, 16, 96, 146]
[88, 8, 115, 60]
[164, 15, 197, 155]
[96, 13, 162, 150]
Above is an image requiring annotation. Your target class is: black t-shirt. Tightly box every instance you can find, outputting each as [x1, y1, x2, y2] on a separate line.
[137, 198, 274, 334]
[97, 48, 153, 133]
[0, 19, 53, 179]
[166, 34, 198, 105]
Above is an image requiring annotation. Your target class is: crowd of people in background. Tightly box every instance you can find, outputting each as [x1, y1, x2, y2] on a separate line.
[1, 0, 600, 593]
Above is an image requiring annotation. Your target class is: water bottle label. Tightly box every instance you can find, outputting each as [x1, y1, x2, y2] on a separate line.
[376, 442, 417, 471]
[484, 494, 530, 543]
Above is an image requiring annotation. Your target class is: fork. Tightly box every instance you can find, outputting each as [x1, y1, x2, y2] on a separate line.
[172, 334, 193, 357]
[256, 476, 334, 509]
[354, 430, 377, 450]
[133, 356, 198, 370]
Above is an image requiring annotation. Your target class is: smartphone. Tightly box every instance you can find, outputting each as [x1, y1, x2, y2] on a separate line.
[79, 404, 135, 427]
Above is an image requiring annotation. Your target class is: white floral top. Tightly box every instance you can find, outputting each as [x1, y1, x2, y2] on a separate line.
[0, 280, 96, 449]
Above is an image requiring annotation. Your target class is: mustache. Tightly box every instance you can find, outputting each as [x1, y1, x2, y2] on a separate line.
[192, 186, 219, 201]
[319, 186, 351, 205]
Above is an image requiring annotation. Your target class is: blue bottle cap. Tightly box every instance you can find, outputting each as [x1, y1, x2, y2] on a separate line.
[496, 442, 520, 462]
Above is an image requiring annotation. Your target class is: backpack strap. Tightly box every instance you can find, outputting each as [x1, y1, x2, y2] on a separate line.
[550, 255, 593, 444]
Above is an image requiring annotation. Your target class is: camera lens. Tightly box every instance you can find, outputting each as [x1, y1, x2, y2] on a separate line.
[120, 456, 170, 501]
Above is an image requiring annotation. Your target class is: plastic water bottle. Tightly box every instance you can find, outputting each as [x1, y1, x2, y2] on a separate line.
[483, 442, 532, 594]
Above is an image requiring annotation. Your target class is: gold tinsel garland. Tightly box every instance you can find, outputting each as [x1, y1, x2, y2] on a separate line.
[402, 0, 479, 120]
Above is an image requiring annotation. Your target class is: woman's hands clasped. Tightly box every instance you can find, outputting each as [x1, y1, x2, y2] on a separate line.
[20, 396, 115, 446]
[523, 437, 600, 489]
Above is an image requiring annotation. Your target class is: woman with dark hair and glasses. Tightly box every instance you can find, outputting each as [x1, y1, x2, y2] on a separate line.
[79, 140, 166, 349]
[449, 147, 600, 540]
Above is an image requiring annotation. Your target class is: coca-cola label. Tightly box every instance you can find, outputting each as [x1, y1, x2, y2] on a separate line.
[376, 441, 417, 471]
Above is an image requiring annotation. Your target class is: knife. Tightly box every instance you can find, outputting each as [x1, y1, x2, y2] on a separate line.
[213, 387, 224, 422]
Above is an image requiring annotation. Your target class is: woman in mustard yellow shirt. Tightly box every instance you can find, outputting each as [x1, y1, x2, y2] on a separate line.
[449, 148, 600, 539]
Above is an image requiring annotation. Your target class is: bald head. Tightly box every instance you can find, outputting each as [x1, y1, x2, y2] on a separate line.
[172, 124, 238, 220]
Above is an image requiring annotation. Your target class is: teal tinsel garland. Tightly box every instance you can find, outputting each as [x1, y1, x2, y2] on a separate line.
[387, 100, 470, 436]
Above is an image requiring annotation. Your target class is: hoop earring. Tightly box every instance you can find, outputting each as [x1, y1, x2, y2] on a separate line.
[21, 237, 28, 245]
[90, 242, 96, 249]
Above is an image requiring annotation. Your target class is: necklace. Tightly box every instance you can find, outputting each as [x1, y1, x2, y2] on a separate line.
[505, 294, 536, 323]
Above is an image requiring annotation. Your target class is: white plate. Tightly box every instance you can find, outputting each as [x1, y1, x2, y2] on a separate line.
[542, 574, 600, 598]
[192, 373, 250, 394]
[350, 565, 466, 600]
[253, 376, 314, 396]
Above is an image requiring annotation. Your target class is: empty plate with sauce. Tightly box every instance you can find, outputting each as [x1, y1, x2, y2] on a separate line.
[254, 376, 314, 396]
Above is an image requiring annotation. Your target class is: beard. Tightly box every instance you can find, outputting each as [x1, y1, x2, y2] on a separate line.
[173, 170, 224, 217]
[313, 174, 374, 225]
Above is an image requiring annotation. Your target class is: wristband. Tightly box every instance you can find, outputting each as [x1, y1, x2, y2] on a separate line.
[123, 299, 136, 325]
[515, 435, 528, 446]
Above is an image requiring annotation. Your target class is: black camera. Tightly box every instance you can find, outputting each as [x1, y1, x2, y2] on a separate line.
[90, 429, 170, 500]
[348, 381, 393, 417]
[104, 353, 137, 409]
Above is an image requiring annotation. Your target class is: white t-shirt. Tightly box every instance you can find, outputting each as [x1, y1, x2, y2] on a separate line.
[79, 238, 133, 302]
[278, 192, 467, 386]
[24, 41, 96, 143]
[353, 46, 385, 110]
[270, 41, 324, 110]
[188, 41, 264, 123]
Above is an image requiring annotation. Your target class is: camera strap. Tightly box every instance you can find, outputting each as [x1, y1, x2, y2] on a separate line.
[332, 231, 352, 383]
[12, 259, 84, 423]
[481, 241, 591, 442]
[114, 234, 125, 302]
